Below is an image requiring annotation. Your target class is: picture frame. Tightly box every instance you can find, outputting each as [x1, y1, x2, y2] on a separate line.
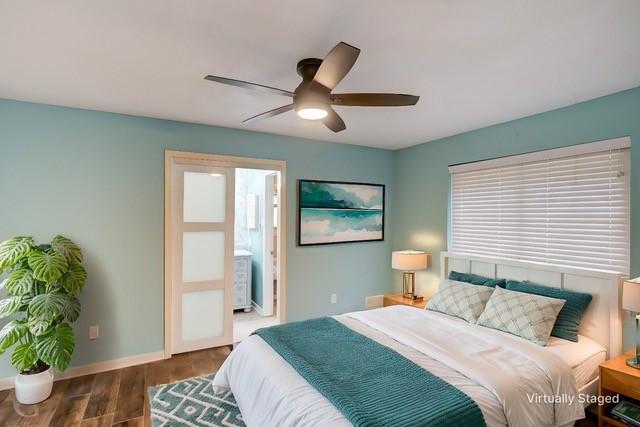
[297, 179, 385, 246]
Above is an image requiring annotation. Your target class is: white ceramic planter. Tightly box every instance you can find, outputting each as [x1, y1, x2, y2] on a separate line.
[14, 367, 54, 404]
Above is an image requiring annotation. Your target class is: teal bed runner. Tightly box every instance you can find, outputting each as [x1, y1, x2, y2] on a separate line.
[254, 317, 486, 427]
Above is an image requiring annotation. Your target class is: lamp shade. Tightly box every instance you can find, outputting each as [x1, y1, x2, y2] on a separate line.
[623, 281, 640, 312]
[392, 250, 428, 271]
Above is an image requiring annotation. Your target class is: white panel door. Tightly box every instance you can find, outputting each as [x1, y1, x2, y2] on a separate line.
[171, 164, 234, 354]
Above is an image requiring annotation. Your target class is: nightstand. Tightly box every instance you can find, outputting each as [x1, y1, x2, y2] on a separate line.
[599, 349, 640, 427]
[382, 294, 428, 309]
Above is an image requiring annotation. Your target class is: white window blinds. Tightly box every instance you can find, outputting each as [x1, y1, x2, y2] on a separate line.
[449, 138, 630, 274]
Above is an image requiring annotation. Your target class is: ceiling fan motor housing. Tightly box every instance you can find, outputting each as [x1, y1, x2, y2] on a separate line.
[294, 58, 330, 117]
[296, 58, 323, 81]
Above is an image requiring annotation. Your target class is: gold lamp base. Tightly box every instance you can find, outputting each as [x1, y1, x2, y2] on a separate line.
[628, 315, 640, 369]
[402, 271, 422, 300]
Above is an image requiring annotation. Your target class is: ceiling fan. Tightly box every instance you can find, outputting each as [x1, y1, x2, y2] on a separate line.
[204, 42, 419, 133]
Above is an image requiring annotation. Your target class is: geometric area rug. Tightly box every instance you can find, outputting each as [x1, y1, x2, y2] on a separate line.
[148, 374, 246, 427]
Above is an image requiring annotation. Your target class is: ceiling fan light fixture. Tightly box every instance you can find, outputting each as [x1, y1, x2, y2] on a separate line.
[296, 106, 328, 120]
[204, 41, 419, 132]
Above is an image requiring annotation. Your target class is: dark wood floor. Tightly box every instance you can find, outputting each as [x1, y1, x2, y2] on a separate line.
[0, 346, 231, 427]
[0, 343, 599, 427]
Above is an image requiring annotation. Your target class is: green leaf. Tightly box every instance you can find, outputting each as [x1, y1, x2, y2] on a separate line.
[0, 237, 34, 270]
[29, 293, 66, 321]
[36, 323, 74, 371]
[1, 268, 34, 296]
[0, 320, 28, 355]
[51, 235, 83, 263]
[28, 250, 68, 282]
[59, 260, 87, 296]
[61, 296, 81, 323]
[28, 316, 51, 336]
[0, 296, 24, 319]
[11, 343, 38, 372]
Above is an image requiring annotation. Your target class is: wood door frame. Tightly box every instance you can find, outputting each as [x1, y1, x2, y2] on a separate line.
[164, 150, 287, 358]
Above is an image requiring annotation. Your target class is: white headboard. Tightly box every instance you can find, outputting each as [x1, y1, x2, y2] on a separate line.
[440, 252, 623, 357]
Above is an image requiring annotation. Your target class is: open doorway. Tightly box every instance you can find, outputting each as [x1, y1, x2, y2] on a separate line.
[164, 151, 286, 357]
[233, 168, 281, 342]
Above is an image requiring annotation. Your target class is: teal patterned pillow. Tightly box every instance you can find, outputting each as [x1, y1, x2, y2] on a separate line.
[448, 270, 506, 288]
[505, 280, 592, 342]
[477, 287, 566, 346]
[427, 280, 495, 323]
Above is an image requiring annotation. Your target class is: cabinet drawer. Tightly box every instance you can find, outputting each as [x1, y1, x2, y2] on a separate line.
[234, 258, 249, 273]
[234, 279, 246, 292]
[234, 292, 247, 308]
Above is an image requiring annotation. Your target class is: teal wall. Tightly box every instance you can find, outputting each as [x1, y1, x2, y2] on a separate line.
[393, 86, 640, 349]
[0, 99, 394, 378]
[1, 85, 638, 377]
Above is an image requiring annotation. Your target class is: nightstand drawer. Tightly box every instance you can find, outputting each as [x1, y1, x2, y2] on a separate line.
[601, 366, 640, 401]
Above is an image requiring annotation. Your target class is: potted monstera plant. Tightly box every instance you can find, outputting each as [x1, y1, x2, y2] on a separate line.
[0, 235, 86, 404]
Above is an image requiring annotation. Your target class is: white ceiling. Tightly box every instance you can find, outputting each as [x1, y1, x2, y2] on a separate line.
[1, 1, 639, 150]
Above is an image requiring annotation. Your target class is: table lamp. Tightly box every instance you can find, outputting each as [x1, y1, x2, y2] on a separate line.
[623, 280, 640, 368]
[392, 250, 428, 300]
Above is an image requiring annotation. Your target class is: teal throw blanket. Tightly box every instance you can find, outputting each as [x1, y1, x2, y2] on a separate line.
[254, 317, 485, 427]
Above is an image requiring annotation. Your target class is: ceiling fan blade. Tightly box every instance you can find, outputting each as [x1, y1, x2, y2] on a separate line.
[242, 104, 294, 124]
[204, 75, 294, 97]
[331, 93, 419, 107]
[312, 42, 360, 91]
[322, 107, 346, 133]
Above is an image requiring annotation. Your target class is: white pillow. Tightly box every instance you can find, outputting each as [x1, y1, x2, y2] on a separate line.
[476, 287, 566, 346]
[426, 280, 495, 323]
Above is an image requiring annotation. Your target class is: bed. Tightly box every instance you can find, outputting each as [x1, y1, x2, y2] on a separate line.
[213, 252, 622, 427]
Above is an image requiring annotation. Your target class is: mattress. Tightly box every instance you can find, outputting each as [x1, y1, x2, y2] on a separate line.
[545, 334, 607, 390]
[214, 306, 587, 427]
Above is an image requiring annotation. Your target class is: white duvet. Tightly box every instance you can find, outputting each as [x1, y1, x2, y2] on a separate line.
[213, 306, 584, 427]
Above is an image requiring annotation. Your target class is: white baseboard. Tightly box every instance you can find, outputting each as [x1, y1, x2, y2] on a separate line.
[0, 350, 165, 391]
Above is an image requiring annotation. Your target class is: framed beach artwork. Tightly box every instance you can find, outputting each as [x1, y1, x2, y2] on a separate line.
[298, 179, 385, 246]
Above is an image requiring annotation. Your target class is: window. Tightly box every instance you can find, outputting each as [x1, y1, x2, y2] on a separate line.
[449, 138, 630, 274]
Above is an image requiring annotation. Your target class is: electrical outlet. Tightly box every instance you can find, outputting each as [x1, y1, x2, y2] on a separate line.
[89, 325, 99, 340]
[330, 293, 337, 304]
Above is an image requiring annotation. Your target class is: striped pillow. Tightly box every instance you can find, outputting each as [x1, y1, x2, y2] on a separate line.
[448, 271, 506, 288]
